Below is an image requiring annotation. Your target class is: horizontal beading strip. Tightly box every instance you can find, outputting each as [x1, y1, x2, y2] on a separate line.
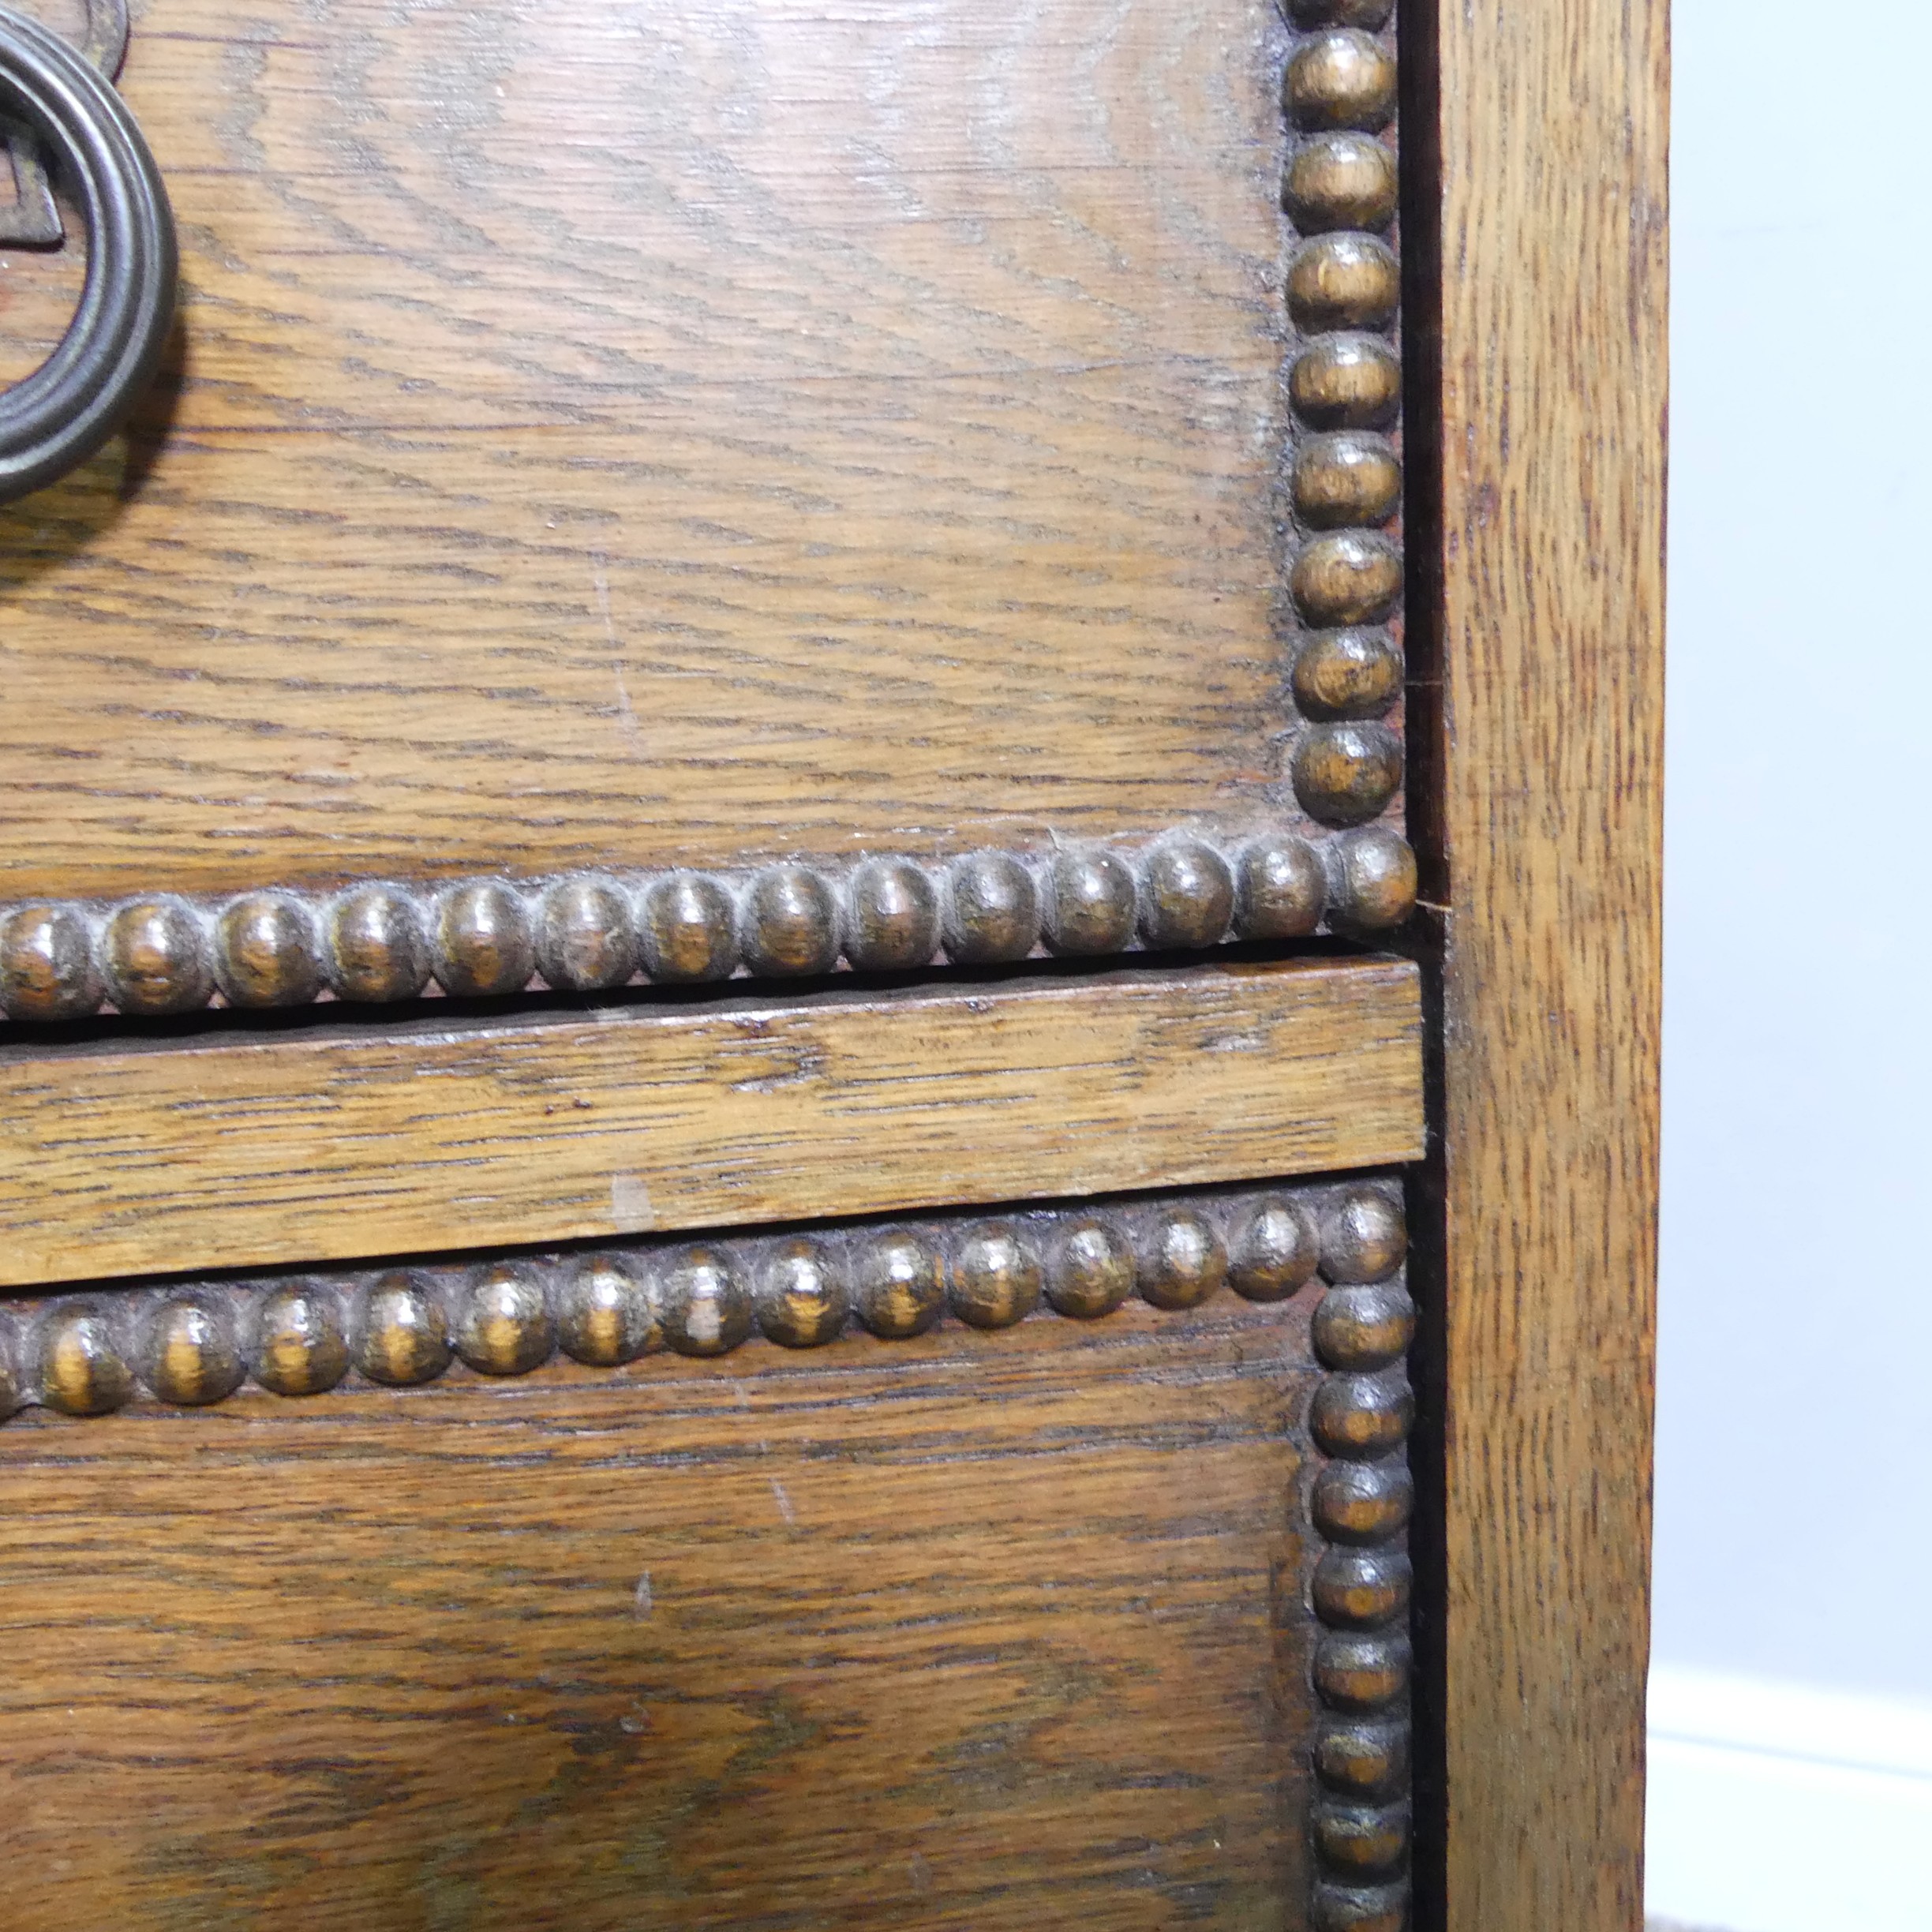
[0, 823, 1417, 1024]
[0, 1178, 1406, 1420]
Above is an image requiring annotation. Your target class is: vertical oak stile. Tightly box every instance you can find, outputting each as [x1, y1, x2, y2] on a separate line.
[1423, 0, 1668, 1926]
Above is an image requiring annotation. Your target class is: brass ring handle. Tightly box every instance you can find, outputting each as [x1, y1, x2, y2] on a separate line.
[0, 0, 174, 503]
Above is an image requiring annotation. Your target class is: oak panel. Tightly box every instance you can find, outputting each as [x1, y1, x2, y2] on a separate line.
[0, 955, 1423, 1288]
[0, 1297, 1320, 1932]
[1425, 0, 1668, 1924]
[0, 0, 1327, 901]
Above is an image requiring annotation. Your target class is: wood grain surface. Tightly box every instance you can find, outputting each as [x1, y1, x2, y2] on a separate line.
[0, 955, 1423, 1289]
[0, 0, 1352, 902]
[0, 1294, 1321, 1931]
[1423, 0, 1668, 1923]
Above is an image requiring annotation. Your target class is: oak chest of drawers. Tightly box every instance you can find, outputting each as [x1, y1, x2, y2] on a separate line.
[0, 0, 1664, 1924]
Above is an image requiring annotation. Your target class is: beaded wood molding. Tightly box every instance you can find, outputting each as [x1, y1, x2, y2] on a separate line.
[1305, 1186, 1415, 1932]
[1280, 0, 1407, 915]
[0, 0, 1410, 1028]
[0, 1178, 1397, 1414]
[1278, 13, 1414, 1915]
[0, 824, 1417, 1023]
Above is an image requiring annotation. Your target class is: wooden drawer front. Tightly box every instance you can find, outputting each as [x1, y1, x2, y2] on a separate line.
[0, 0, 1411, 1024]
[0, 1178, 1413, 1932]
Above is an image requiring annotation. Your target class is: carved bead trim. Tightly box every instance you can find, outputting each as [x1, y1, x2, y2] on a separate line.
[0, 1180, 1394, 1421]
[1305, 1179, 1413, 1932]
[0, 825, 1418, 1023]
[1282, 0, 1409, 875]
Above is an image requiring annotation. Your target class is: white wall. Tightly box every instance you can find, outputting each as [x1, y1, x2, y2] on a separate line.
[1649, 0, 1932, 1923]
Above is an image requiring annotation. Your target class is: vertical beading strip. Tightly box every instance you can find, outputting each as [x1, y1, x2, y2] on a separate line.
[1308, 1182, 1414, 1931]
[1279, 0, 1413, 931]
